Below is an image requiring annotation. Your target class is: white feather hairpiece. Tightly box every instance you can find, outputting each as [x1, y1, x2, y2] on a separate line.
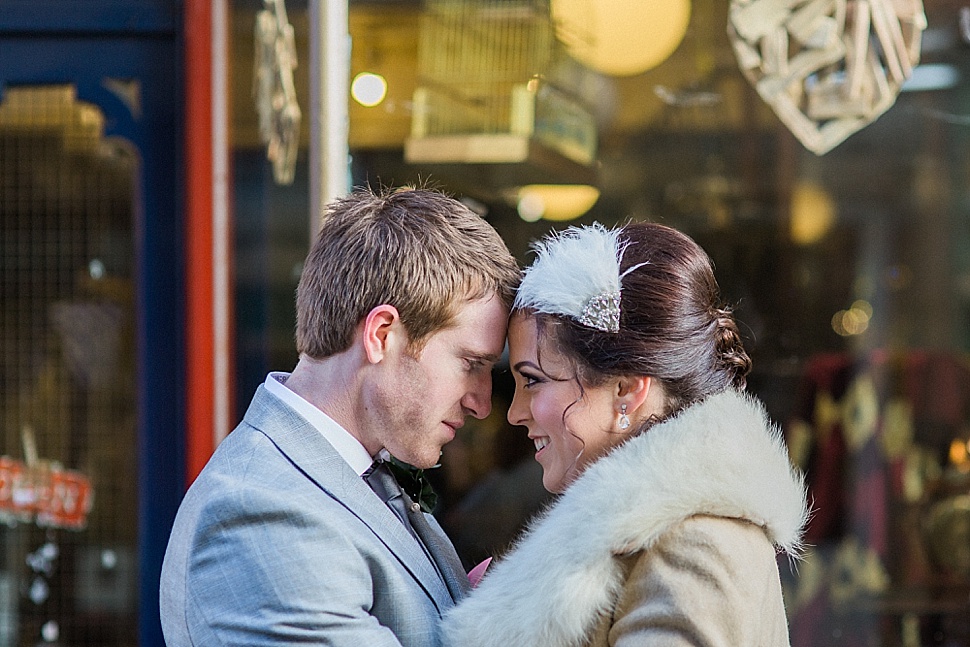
[514, 223, 643, 333]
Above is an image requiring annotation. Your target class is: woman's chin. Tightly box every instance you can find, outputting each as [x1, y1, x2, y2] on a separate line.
[541, 471, 567, 494]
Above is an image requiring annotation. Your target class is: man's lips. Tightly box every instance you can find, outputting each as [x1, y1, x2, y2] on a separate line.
[443, 420, 462, 435]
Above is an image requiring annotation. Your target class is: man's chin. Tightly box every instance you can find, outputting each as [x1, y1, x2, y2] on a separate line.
[389, 447, 441, 470]
[410, 453, 442, 470]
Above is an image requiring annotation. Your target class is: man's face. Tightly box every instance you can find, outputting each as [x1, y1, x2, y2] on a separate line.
[369, 294, 509, 468]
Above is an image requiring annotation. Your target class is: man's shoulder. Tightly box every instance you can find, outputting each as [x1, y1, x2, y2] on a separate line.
[169, 426, 360, 555]
[240, 383, 303, 430]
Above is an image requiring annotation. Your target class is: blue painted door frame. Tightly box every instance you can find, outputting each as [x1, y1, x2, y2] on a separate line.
[1, 6, 185, 646]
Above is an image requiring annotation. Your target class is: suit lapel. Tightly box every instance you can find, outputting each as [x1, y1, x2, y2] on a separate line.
[242, 386, 454, 611]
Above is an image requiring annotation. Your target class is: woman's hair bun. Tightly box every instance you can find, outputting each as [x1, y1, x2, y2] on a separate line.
[713, 307, 751, 387]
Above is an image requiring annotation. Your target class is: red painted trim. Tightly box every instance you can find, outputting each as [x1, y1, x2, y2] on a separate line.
[184, 0, 215, 486]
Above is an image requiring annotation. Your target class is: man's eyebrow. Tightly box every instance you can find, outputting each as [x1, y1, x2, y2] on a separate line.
[465, 350, 501, 364]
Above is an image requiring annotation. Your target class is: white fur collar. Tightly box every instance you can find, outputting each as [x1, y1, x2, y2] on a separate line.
[442, 390, 809, 647]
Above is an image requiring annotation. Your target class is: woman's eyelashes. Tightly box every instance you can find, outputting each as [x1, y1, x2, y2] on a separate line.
[518, 370, 543, 388]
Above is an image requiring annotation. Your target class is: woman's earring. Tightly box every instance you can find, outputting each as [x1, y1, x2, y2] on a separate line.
[618, 404, 630, 430]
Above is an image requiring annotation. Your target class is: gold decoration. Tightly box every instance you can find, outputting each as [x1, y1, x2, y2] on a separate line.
[786, 418, 815, 469]
[727, 0, 927, 154]
[812, 389, 840, 443]
[924, 495, 970, 578]
[841, 374, 879, 451]
[880, 397, 914, 460]
[830, 536, 890, 603]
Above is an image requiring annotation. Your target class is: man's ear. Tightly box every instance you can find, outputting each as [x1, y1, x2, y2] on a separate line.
[361, 305, 401, 364]
[616, 375, 653, 416]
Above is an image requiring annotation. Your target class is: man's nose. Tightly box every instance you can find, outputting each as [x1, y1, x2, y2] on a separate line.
[462, 373, 493, 419]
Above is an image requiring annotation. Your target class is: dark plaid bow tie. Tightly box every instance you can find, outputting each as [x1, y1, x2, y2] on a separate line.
[383, 456, 439, 514]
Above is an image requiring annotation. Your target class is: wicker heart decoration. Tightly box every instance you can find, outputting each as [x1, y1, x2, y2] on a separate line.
[728, 0, 926, 155]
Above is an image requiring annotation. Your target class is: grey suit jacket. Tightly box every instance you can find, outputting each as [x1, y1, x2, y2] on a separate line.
[160, 385, 458, 646]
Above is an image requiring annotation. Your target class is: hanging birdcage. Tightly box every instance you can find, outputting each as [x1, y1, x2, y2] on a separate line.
[405, 0, 597, 175]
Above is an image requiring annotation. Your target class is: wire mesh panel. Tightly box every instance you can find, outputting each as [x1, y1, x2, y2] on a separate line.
[415, 0, 556, 136]
[0, 85, 137, 647]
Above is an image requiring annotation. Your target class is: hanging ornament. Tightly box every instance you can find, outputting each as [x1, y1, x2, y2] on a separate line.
[727, 0, 926, 154]
[254, 0, 301, 184]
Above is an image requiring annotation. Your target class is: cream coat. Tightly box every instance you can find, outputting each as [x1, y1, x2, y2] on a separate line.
[442, 390, 809, 647]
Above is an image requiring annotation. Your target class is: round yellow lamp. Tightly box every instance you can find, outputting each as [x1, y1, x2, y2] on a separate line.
[516, 184, 601, 222]
[551, 0, 691, 76]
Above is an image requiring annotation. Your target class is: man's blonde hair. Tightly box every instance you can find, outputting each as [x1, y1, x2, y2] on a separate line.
[296, 187, 520, 358]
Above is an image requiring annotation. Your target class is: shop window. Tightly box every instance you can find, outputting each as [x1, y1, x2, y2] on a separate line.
[0, 86, 137, 646]
[229, 2, 970, 645]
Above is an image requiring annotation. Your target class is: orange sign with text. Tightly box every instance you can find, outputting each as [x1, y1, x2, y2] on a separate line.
[0, 456, 94, 530]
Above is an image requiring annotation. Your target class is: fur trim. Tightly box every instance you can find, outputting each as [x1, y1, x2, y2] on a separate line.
[442, 390, 809, 647]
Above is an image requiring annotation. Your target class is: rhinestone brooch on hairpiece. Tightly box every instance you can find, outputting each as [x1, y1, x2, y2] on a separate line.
[579, 291, 621, 333]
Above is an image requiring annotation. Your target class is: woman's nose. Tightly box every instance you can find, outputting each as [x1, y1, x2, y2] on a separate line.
[507, 387, 529, 427]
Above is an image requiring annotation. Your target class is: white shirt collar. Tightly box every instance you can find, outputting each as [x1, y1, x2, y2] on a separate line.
[263, 372, 375, 476]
